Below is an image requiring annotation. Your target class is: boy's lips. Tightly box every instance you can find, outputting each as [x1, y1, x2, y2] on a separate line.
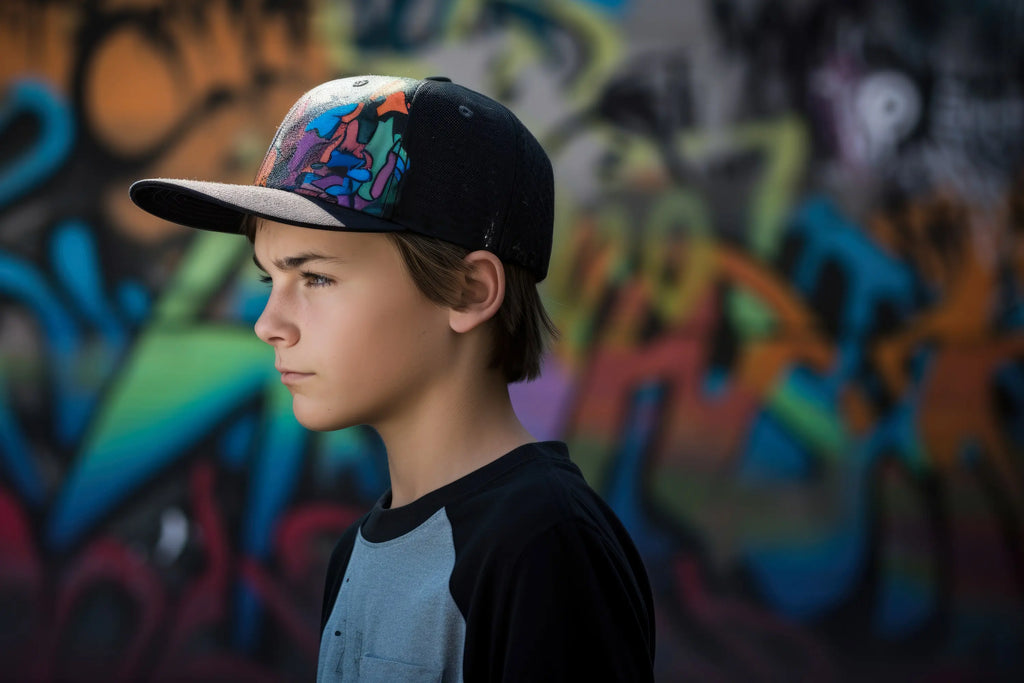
[276, 366, 314, 384]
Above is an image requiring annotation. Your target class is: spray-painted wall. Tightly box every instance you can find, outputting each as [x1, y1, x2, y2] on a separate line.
[2, 0, 1023, 680]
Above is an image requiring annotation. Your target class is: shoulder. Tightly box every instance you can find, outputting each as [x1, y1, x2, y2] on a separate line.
[449, 444, 657, 679]
[447, 441, 641, 577]
[447, 442, 596, 544]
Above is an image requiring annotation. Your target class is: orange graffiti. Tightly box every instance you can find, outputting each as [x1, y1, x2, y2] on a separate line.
[873, 196, 1024, 513]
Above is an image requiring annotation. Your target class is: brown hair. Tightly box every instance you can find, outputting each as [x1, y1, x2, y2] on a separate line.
[241, 215, 557, 382]
[385, 231, 557, 383]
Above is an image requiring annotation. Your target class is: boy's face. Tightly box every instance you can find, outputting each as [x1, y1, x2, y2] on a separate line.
[252, 220, 453, 431]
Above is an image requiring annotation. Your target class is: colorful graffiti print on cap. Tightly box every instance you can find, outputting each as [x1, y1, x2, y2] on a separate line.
[254, 79, 415, 218]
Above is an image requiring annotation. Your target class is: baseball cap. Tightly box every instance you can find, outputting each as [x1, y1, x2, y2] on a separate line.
[129, 75, 554, 280]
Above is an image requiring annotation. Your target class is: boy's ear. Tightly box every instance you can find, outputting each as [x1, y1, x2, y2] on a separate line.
[449, 250, 505, 334]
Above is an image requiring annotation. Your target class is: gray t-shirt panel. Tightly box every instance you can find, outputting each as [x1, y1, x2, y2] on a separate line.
[317, 507, 466, 683]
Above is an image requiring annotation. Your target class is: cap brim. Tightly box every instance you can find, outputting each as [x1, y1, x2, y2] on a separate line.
[128, 178, 404, 234]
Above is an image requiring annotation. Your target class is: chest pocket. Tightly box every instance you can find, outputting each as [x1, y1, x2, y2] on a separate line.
[358, 654, 442, 682]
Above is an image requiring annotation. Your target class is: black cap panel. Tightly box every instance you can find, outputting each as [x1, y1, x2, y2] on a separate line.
[397, 79, 553, 279]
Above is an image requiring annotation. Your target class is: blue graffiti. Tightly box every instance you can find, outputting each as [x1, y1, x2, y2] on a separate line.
[743, 353, 934, 635]
[603, 380, 676, 561]
[738, 198, 936, 635]
[0, 220, 148, 505]
[577, 0, 631, 14]
[740, 411, 815, 482]
[0, 79, 74, 208]
[787, 197, 917, 390]
[52, 222, 130, 349]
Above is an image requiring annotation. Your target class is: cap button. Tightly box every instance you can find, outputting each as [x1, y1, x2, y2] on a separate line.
[424, 76, 452, 82]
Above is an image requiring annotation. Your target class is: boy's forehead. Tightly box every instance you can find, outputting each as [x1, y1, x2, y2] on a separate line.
[254, 220, 312, 248]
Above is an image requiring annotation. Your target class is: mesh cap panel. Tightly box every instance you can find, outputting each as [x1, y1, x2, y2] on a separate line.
[396, 80, 552, 279]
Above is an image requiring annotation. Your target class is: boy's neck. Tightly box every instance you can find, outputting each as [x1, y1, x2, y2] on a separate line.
[374, 369, 534, 509]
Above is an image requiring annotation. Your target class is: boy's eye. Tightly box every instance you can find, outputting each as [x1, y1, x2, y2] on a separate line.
[256, 273, 333, 288]
[302, 272, 334, 288]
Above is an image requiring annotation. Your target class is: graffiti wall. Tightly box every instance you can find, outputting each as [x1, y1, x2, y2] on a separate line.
[2, 0, 1023, 679]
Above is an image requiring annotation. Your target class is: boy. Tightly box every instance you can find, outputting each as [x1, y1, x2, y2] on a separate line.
[130, 75, 654, 681]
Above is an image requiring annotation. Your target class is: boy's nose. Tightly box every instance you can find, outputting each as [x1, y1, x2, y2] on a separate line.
[254, 296, 298, 347]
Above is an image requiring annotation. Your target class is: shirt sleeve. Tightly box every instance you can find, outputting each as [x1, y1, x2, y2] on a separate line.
[490, 518, 655, 682]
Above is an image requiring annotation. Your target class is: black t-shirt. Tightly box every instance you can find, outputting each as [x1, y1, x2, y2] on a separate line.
[317, 441, 655, 682]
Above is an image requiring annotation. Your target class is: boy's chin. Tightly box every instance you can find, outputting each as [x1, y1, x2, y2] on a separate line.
[291, 402, 360, 433]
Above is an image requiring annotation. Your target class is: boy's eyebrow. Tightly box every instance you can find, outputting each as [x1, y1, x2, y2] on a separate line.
[251, 251, 344, 272]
